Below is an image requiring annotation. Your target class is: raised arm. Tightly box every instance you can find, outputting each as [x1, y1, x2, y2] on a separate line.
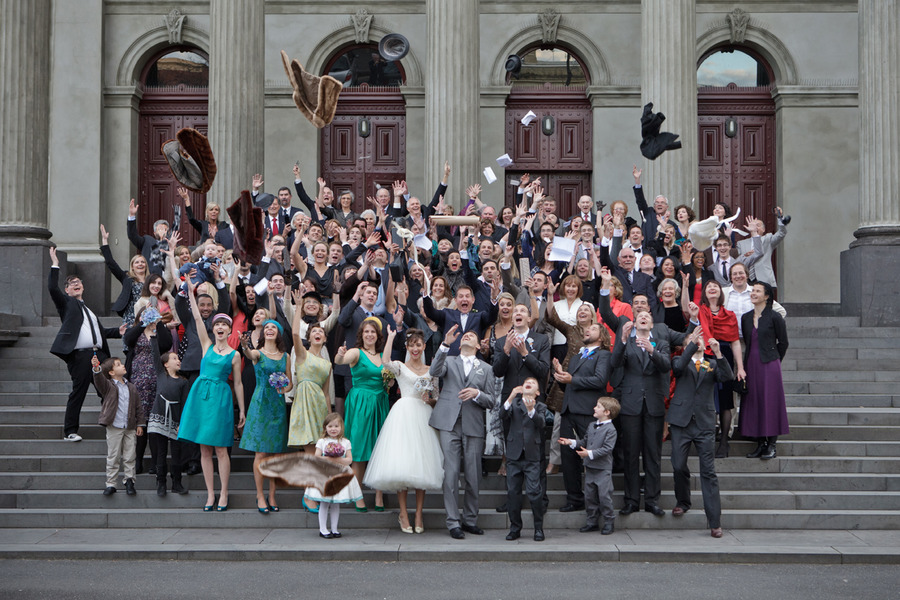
[126, 199, 144, 251]
[186, 279, 211, 351]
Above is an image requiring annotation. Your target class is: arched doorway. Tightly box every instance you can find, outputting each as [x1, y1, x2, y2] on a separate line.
[319, 44, 406, 214]
[503, 46, 592, 216]
[697, 47, 777, 233]
[137, 47, 209, 243]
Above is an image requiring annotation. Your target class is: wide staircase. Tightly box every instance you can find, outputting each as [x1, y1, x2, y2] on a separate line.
[0, 316, 898, 532]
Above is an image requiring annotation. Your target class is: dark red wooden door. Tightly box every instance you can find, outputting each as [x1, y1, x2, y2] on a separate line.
[504, 86, 592, 216]
[698, 85, 776, 233]
[320, 85, 406, 214]
[138, 88, 208, 244]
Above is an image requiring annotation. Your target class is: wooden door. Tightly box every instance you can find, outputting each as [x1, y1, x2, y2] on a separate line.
[138, 89, 208, 243]
[320, 85, 406, 214]
[504, 86, 592, 217]
[698, 85, 776, 233]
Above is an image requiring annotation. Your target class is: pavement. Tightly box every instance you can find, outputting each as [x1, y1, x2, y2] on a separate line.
[1, 526, 899, 564]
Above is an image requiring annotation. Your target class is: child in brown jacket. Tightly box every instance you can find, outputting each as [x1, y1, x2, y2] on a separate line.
[92, 356, 145, 496]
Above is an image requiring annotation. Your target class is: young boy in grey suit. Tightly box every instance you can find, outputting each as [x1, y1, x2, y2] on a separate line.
[560, 396, 620, 535]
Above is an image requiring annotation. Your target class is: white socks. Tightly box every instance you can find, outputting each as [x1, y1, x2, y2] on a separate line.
[318, 502, 342, 534]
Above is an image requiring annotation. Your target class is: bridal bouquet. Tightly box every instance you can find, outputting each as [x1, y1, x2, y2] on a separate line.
[268, 371, 290, 391]
[323, 441, 345, 458]
[382, 368, 396, 392]
[415, 376, 436, 407]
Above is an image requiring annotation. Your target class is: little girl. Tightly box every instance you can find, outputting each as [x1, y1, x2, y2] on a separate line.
[304, 413, 363, 539]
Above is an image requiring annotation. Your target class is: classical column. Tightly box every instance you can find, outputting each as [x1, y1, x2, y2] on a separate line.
[640, 0, 698, 205]
[426, 0, 480, 207]
[208, 0, 265, 208]
[0, 0, 52, 323]
[841, 0, 900, 325]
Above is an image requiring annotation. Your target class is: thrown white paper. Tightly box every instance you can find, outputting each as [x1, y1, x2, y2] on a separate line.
[414, 233, 432, 251]
[548, 236, 577, 262]
[496, 154, 513, 167]
[253, 277, 269, 296]
[483, 167, 497, 184]
[521, 110, 537, 126]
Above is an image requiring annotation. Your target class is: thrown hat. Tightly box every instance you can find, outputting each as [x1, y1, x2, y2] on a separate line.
[639, 103, 682, 160]
[227, 190, 265, 264]
[281, 50, 342, 129]
[161, 128, 217, 193]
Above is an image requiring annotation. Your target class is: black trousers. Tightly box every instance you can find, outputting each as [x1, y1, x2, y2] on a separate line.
[149, 433, 184, 483]
[670, 419, 721, 528]
[560, 411, 594, 506]
[506, 457, 545, 532]
[181, 370, 201, 467]
[620, 401, 664, 508]
[63, 349, 107, 435]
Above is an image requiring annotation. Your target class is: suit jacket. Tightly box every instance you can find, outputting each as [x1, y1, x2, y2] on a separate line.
[710, 249, 761, 287]
[48, 268, 119, 359]
[598, 292, 695, 350]
[609, 330, 671, 417]
[422, 296, 498, 355]
[126, 218, 168, 275]
[667, 342, 734, 430]
[500, 396, 547, 462]
[492, 330, 551, 400]
[186, 205, 228, 243]
[100, 244, 138, 317]
[560, 347, 612, 416]
[262, 212, 288, 237]
[574, 420, 617, 472]
[428, 349, 496, 436]
[599, 240, 657, 306]
[633, 185, 677, 245]
[213, 224, 235, 250]
[174, 289, 231, 372]
[736, 220, 788, 287]
[741, 307, 788, 364]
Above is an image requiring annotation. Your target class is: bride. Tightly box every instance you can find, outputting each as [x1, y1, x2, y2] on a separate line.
[363, 327, 444, 534]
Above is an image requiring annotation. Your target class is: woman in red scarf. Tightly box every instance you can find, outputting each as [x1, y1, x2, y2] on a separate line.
[682, 279, 746, 457]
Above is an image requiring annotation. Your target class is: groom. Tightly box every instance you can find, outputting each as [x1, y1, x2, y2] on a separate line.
[430, 325, 497, 539]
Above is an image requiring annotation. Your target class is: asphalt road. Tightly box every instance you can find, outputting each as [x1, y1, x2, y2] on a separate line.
[0, 560, 895, 600]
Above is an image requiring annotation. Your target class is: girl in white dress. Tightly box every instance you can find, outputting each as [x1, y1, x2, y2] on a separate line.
[364, 328, 444, 534]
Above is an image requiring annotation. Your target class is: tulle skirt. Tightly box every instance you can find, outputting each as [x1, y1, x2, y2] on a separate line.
[363, 396, 444, 491]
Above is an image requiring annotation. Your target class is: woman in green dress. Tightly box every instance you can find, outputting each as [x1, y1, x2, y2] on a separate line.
[334, 317, 389, 511]
[239, 319, 292, 514]
[289, 324, 332, 452]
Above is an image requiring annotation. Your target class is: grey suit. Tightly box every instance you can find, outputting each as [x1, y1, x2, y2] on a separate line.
[736, 219, 787, 288]
[429, 348, 497, 531]
[573, 421, 617, 526]
[667, 343, 734, 528]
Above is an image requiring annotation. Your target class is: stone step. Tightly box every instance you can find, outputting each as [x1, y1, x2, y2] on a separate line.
[785, 407, 900, 425]
[1, 506, 897, 530]
[786, 382, 900, 395]
[784, 425, 900, 441]
[785, 316, 861, 328]
[782, 360, 900, 372]
[787, 326, 900, 339]
[782, 370, 900, 382]
[788, 338, 900, 349]
[785, 394, 900, 408]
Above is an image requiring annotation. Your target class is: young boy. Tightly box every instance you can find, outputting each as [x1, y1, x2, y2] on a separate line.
[500, 377, 548, 542]
[559, 396, 620, 535]
[91, 355, 145, 496]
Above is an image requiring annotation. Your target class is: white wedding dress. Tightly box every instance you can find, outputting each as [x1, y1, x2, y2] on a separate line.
[363, 362, 444, 491]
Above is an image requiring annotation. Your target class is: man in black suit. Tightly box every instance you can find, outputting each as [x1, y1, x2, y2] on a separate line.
[423, 285, 498, 355]
[552, 322, 611, 512]
[632, 165, 677, 245]
[500, 377, 548, 541]
[126, 198, 171, 275]
[599, 243, 656, 306]
[668, 331, 733, 538]
[48, 248, 123, 441]
[492, 304, 551, 401]
[610, 313, 671, 517]
[574, 194, 598, 227]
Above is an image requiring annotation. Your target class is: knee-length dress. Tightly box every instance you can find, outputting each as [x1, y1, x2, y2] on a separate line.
[343, 352, 389, 463]
[130, 333, 158, 423]
[288, 352, 331, 447]
[303, 437, 364, 504]
[239, 353, 288, 453]
[178, 347, 236, 447]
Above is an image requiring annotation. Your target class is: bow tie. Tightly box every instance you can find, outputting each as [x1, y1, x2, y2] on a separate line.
[593, 421, 602, 429]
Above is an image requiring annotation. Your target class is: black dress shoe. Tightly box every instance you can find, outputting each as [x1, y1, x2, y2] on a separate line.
[505, 530, 520, 541]
[103, 486, 116, 496]
[533, 529, 545, 542]
[601, 521, 615, 535]
[172, 481, 188, 495]
[761, 443, 777, 460]
[449, 528, 465, 540]
[319, 532, 333, 539]
[495, 504, 508, 513]
[156, 481, 167, 497]
[579, 524, 600, 533]
[746, 441, 767, 459]
[148, 466, 157, 476]
[135, 463, 144, 475]
[461, 523, 484, 535]
[125, 478, 136, 496]
[559, 503, 585, 513]
[619, 504, 638, 516]
[645, 504, 665, 516]
[185, 464, 202, 476]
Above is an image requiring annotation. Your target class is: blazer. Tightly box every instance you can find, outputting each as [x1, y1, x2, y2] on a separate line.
[126, 218, 168, 275]
[609, 330, 671, 417]
[500, 396, 547, 462]
[186, 205, 228, 243]
[48, 267, 119, 359]
[428, 349, 496, 436]
[93, 372, 145, 429]
[741, 307, 788, 365]
[736, 219, 788, 287]
[599, 241, 658, 306]
[100, 244, 139, 317]
[560, 347, 612, 416]
[573, 420, 617, 472]
[667, 342, 735, 430]
[422, 296, 498, 355]
[491, 330, 551, 400]
[633, 185, 678, 245]
[213, 224, 235, 250]
[598, 292, 695, 349]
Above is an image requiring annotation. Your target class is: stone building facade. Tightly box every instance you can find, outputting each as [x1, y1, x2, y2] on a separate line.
[1, 1, 897, 325]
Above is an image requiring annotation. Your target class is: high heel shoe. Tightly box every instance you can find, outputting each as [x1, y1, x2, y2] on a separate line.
[398, 516, 413, 534]
[355, 506, 368, 513]
[373, 504, 385, 512]
[266, 496, 279, 512]
[257, 500, 270, 514]
[414, 525, 425, 534]
[302, 497, 319, 514]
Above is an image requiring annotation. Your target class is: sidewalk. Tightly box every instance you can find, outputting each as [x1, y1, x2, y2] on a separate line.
[2, 527, 898, 564]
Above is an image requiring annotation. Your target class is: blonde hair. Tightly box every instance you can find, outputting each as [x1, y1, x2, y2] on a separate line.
[127, 254, 148, 280]
[205, 203, 221, 220]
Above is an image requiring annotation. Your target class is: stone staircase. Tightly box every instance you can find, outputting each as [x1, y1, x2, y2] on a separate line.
[0, 316, 898, 531]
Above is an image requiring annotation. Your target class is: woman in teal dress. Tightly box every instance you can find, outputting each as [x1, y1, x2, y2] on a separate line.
[334, 317, 389, 511]
[239, 319, 292, 514]
[177, 279, 245, 512]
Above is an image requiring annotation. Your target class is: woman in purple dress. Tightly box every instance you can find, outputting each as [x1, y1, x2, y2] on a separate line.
[739, 282, 789, 460]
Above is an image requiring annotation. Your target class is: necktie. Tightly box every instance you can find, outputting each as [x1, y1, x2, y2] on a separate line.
[81, 302, 99, 348]
[580, 347, 591, 359]
[272, 217, 279, 236]
[696, 360, 703, 372]
[463, 358, 473, 376]
[628, 271, 633, 284]
[722, 260, 728, 281]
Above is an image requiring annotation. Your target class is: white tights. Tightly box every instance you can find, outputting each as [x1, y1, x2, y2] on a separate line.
[318, 502, 341, 534]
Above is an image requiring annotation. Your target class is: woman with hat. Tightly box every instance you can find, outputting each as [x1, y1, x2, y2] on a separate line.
[177, 279, 246, 512]
[239, 318, 293, 514]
